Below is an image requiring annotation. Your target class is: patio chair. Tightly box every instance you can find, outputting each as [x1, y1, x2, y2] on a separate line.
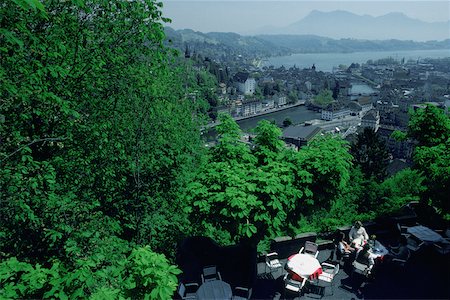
[232, 286, 252, 300]
[352, 261, 372, 277]
[391, 251, 411, 267]
[284, 273, 307, 296]
[317, 262, 339, 296]
[265, 252, 282, 273]
[201, 265, 222, 283]
[178, 282, 199, 299]
[433, 238, 450, 255]
[299, 241, 319, 258]
[406, 235, 425, 252]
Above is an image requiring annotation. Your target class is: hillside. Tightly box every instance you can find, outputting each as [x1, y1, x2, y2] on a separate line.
[165, 27, 450, 59]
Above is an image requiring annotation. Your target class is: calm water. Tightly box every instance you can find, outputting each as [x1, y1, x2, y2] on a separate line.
[237, 105, 320, 131]
[205, 106, 320, 141]
[266, 49, 450, 72]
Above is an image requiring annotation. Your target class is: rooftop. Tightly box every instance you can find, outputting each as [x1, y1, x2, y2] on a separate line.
[282, 125, 322, 141]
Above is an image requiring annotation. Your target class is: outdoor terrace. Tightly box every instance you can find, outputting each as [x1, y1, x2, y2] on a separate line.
[176, 203, 450, 299]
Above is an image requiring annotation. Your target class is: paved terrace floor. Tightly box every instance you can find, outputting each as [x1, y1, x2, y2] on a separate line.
[252, 246, 450, 299]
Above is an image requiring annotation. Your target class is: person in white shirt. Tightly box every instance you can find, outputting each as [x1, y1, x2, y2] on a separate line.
[349, 221, 369, 247]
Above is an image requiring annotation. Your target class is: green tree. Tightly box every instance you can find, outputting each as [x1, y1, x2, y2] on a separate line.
[296, 135, 353, 212]
[377, 169, 426, 215]
[185, 116, 309, 245]
[312, 90, 333, 106]
[350, 128, 390, 182]
[0, 246, 180, 299]
[392, 105, 450, 217]
[0, 0, 205, 297]
[283, 117, 293, 128]
[408, 105, 450, 147]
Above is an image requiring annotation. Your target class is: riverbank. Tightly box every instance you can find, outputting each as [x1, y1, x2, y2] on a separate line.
[205, 101, 306, 129]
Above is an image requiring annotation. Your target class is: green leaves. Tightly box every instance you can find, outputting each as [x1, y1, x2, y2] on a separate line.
[0, 246, 180, 299]
[186, 118, 310, 245]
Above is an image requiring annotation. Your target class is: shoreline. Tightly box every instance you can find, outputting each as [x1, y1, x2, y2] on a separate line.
[205, 101, 306, 129]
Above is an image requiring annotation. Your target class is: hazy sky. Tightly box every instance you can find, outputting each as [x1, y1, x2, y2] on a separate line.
[162, 1, 450, 34]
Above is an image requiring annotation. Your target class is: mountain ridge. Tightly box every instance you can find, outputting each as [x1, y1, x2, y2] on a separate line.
[256, 10, 450, 41]
[165, 26, 450, 60]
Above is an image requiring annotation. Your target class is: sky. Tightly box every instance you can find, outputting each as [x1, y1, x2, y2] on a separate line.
[162, 1, 450, 34]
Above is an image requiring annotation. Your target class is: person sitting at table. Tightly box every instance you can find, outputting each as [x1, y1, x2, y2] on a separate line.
[352, 244, 375, 298]
[349, 221, 369, 247]
[336, 231, 355, 256]
[355, 243, 375, 268]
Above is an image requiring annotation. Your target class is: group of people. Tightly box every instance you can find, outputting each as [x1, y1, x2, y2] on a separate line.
[334, 221, 411, 297]
[336, 221, 410, 269]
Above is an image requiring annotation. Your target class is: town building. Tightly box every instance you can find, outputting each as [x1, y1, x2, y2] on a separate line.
[234, 72, 256, 95]
[282, 124, 323, 149]
[361, 109, 380, 132]
[321, 103, 351, 121]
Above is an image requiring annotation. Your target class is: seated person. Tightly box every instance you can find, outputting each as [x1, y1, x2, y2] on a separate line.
[336, 231, 355, 256]
[352, 244, 375, 297]
[349, 221, 369, 247]
[355, 244, 375, 268]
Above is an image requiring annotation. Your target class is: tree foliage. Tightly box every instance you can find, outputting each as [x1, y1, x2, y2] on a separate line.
[312, 89, 333, 106]
[185, 116, 308, 245]
[393, 105, 450, 216]
[1, 0, 207, 297]
[351, 128, 390, 182]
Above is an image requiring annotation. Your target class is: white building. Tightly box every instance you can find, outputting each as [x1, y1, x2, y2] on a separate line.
[234, 72, 256, 95]
[321, 103, 351, 121]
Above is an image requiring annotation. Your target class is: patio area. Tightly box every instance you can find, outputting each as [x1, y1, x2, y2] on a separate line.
[252, 240, 450, 299]
[176, 203, 450, 299]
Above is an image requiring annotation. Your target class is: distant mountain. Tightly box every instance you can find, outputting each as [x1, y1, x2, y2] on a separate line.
[164, 27, 450, 60]
[269, 10, 450, 41]
[164, 27, 290, 60]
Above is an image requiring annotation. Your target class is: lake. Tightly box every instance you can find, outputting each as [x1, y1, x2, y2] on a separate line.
[265, 49, 450, 72]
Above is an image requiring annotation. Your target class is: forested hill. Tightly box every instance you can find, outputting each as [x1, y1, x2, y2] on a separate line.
[164, 27, 290, 59]
[257, 35, 450, 54]
[165, 27, 450, 59]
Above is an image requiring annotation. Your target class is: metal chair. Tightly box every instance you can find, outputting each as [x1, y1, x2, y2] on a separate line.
[265, 252, 282, 273]
[318, 262, 339, 296]
[201, 265, 222, 283]
[405, 235, 425, 252]
[299, 241, 319, 258]
[433, 238, 450, 255]
[352, 261, 372, 277]
[284, 273, 307, 296]
[178, 282, 199, 299]
[232, 286, 252, 300]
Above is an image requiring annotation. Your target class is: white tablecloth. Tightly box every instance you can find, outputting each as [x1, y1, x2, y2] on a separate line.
[369, 240, 389, 259]
[407, 225, 443, 243]
[286, 253, 322, 279]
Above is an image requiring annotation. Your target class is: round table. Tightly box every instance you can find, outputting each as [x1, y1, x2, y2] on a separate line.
[196, 280, 232, 300]
[369, 240, 389, 259]
[286, 253, 322, 279]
